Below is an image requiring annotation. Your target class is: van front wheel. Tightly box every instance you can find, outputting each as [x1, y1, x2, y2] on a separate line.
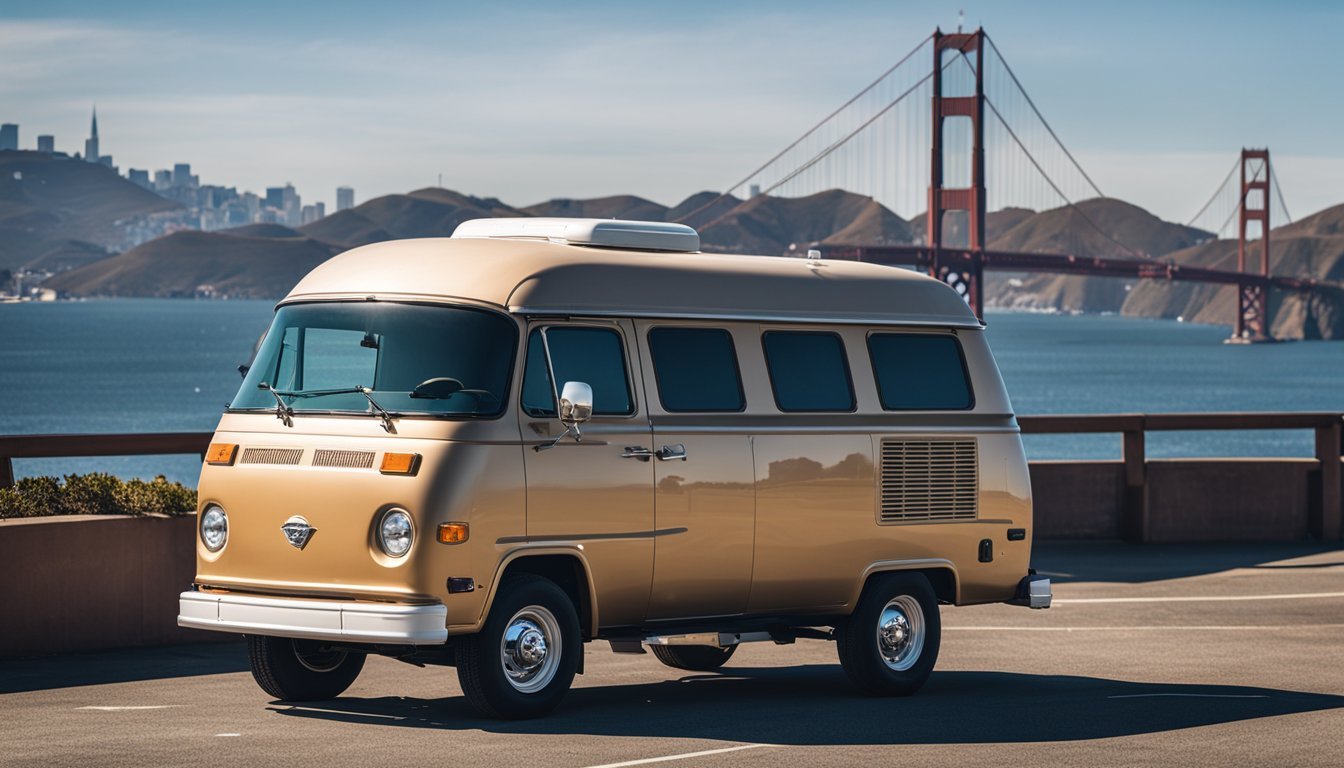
[836, 572, 940, 696]
[456, 574, 581, 719]
[246, 635, 366, 701]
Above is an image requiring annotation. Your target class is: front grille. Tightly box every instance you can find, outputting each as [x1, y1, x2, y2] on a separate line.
[879, 438, 978, 523]
[312, 449, 376, 469]
[239, 447, 304, 466]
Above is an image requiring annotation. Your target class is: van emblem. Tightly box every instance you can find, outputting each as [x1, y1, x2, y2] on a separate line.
[281, 516, 316, 550]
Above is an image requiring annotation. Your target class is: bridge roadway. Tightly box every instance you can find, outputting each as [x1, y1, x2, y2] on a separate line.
[3, 542, 1343, 767]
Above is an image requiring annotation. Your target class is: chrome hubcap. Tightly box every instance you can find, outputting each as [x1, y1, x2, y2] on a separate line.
[876, 595, 925, 672]
[500, 605, 561, 693]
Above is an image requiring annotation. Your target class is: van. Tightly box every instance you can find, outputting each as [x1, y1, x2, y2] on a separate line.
[178, 218, 1050, 719]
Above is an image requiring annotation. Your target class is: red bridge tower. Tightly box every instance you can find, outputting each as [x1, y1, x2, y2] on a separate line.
[927, 28, 987, 319]
[1231, 148, 1272, 343]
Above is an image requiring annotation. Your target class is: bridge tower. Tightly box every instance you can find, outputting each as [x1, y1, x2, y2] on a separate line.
[1231, 148, 1272, 342]
[927, 28, 987, 319]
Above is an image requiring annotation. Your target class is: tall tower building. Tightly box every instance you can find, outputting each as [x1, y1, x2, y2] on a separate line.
[37, 135, 55, 154]
[336, 186, 355, 211]
[0, 124, 17, 151]
[84, 107, 100, 163]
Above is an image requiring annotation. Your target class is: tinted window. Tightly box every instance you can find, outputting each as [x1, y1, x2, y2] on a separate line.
[868, 333, 973, 410]
[521, 327, 633, 417]
[233, 302, 516, 417]
[647, 327, 744, 412]
[762, 331, 855, 412]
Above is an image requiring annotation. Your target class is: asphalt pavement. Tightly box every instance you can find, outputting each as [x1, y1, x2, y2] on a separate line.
[3, 541, 1343, 767]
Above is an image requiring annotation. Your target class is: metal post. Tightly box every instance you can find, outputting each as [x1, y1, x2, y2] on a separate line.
[1314, 420, 1342, 540]
[1122, 427, 1147, 543]
[0, 456, 13, 490]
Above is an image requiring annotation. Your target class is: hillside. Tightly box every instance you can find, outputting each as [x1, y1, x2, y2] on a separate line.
[697, 189, 913, 254]
[986, 198, 1212, 312]
[299, 188, 522, 247]
[43, 230, 340, 299]
[1122, 203, 1344, 339]
[0, 150, 179, 270]
[521, 195, 668, 221]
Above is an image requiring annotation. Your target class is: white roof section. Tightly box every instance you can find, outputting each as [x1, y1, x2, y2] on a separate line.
[452, 217, 700, 253]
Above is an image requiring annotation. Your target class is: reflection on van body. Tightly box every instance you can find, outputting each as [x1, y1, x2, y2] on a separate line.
[177, 217, 1049, 720]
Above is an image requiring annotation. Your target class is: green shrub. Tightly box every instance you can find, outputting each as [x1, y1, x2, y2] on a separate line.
[0, 474, 198, 520]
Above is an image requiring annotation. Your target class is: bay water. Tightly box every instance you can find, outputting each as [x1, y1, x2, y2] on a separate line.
[1, 300, 1340, 486]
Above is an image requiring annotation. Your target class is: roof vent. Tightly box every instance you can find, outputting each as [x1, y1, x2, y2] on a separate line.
[451, 218, 699, 253]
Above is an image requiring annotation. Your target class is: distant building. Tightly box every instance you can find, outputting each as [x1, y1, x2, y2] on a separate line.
[336, 186, 355, 211]
[84, 108, 100, 163]
[265, 183, 301, 226]
[0, 124, 17, 151]
[315, 202, 325, 220]
[37, 135, 54, 154]
[749, 184, 761, 198]
[172, 163, 197, 189]
[127, 168, 151, 188]
[153, 169, 173, 191]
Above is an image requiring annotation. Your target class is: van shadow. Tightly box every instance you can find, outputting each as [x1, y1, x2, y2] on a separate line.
[270, 665, 1344, 745]
[1032, 541, 1344, 584]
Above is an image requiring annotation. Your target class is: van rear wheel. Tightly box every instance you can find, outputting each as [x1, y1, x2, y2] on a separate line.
[246, 635, 366, 701]
[836, 572, 940, 696]
[455, 574, 581, 719]
[650, 644, 737, 672]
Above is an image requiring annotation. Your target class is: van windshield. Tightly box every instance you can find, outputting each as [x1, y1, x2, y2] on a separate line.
[231, 302, 517, 418]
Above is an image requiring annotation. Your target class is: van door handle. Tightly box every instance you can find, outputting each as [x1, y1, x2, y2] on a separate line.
[656, 444, 688, 461]
[621, 446, 654, 461]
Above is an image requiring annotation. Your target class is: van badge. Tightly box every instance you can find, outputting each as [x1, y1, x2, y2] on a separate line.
[281, 516, 316, 550]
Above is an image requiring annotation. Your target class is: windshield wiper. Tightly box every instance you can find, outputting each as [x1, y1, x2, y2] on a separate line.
[258, 383, 294, 427]
[261, 384, 398, 433]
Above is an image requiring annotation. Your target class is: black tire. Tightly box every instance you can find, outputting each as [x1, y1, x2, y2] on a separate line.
[836, 572, 941, 696]
[456, 574, 581, 719]
[246, 635, 366, 701]
[650, 644, 738, 672]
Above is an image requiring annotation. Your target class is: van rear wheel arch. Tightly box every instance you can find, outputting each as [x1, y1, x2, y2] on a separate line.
[856, 564, 958, 607]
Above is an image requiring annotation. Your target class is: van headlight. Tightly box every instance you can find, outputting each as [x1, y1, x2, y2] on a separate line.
[201, 505, 228, 552]
[377, 509, 414, 558]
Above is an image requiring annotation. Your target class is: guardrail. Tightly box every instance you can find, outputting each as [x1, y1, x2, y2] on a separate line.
[2, 413, 1341, 540]
[1018, 412, 1343, 542]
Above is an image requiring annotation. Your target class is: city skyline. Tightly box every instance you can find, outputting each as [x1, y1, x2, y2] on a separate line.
[2, 1, 1342, 220]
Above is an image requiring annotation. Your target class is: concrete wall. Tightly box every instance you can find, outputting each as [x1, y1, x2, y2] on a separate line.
[0, 514, 221, 658]
[1032, 458, 1319, 542]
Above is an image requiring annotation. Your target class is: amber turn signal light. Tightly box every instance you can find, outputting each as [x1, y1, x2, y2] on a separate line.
[205, 443, 237, 466]
[437, 522, 469, 545]
[380, 452, 420, 475]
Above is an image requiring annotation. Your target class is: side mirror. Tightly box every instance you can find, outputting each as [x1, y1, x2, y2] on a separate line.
[558, 381, 593, 427]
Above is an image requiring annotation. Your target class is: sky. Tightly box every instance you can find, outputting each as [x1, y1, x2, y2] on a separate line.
[2, 0, 1341, 222]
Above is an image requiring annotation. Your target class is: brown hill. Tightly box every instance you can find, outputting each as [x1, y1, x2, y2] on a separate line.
[0, 150, 178, 270]
[907, 207, 1036, 246]
[299, 188, 522, 247]
[698, 189, 913, 254]
[44, 230, 340, 299]
[521, 195, 669, 221]
[1122, 204, 1344, 339]
[666, 191, 742, 229]
[987, 198, 1211, 312]
[220, 223, 305, 239]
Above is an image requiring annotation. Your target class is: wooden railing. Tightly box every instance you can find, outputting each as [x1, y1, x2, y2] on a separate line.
[2, 413, 1340, 539]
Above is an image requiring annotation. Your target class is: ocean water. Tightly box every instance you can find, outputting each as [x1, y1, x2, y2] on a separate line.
[1, 300, 1341, 485]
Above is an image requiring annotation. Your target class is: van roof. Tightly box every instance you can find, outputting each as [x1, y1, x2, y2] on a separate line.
[283, 236, 980, 328]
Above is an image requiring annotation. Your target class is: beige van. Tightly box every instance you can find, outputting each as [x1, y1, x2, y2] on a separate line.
[178, 218, 1049, 719]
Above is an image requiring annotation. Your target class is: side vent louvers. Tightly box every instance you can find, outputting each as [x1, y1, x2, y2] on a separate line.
[879, 439, 978, 524]
[239, 447, 304, 466]
[312, 449, 376, 469]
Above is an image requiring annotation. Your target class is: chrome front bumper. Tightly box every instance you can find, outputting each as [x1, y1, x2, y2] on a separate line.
[1010, 574, 1052, 609]
[178, 590, 448, 644]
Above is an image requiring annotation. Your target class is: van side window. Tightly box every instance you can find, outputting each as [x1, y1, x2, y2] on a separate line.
[762, 331, 855, 412]
[868, 333, 974, 410]
[647, 327, 744, 412]
[521, 327, 634, 417]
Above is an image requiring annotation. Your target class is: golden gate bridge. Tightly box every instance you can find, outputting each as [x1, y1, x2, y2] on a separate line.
[677, 28, 1338, 343]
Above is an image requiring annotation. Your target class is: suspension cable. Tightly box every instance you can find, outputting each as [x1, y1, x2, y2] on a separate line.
[1186, 155, 1240, 229]
[1269, 163, 1293, 224]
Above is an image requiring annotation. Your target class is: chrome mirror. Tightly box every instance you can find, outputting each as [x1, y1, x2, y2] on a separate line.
[559, 381, 593, 427]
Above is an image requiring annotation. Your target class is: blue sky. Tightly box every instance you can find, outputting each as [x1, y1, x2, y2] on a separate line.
[2, 0, 1340, 220]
